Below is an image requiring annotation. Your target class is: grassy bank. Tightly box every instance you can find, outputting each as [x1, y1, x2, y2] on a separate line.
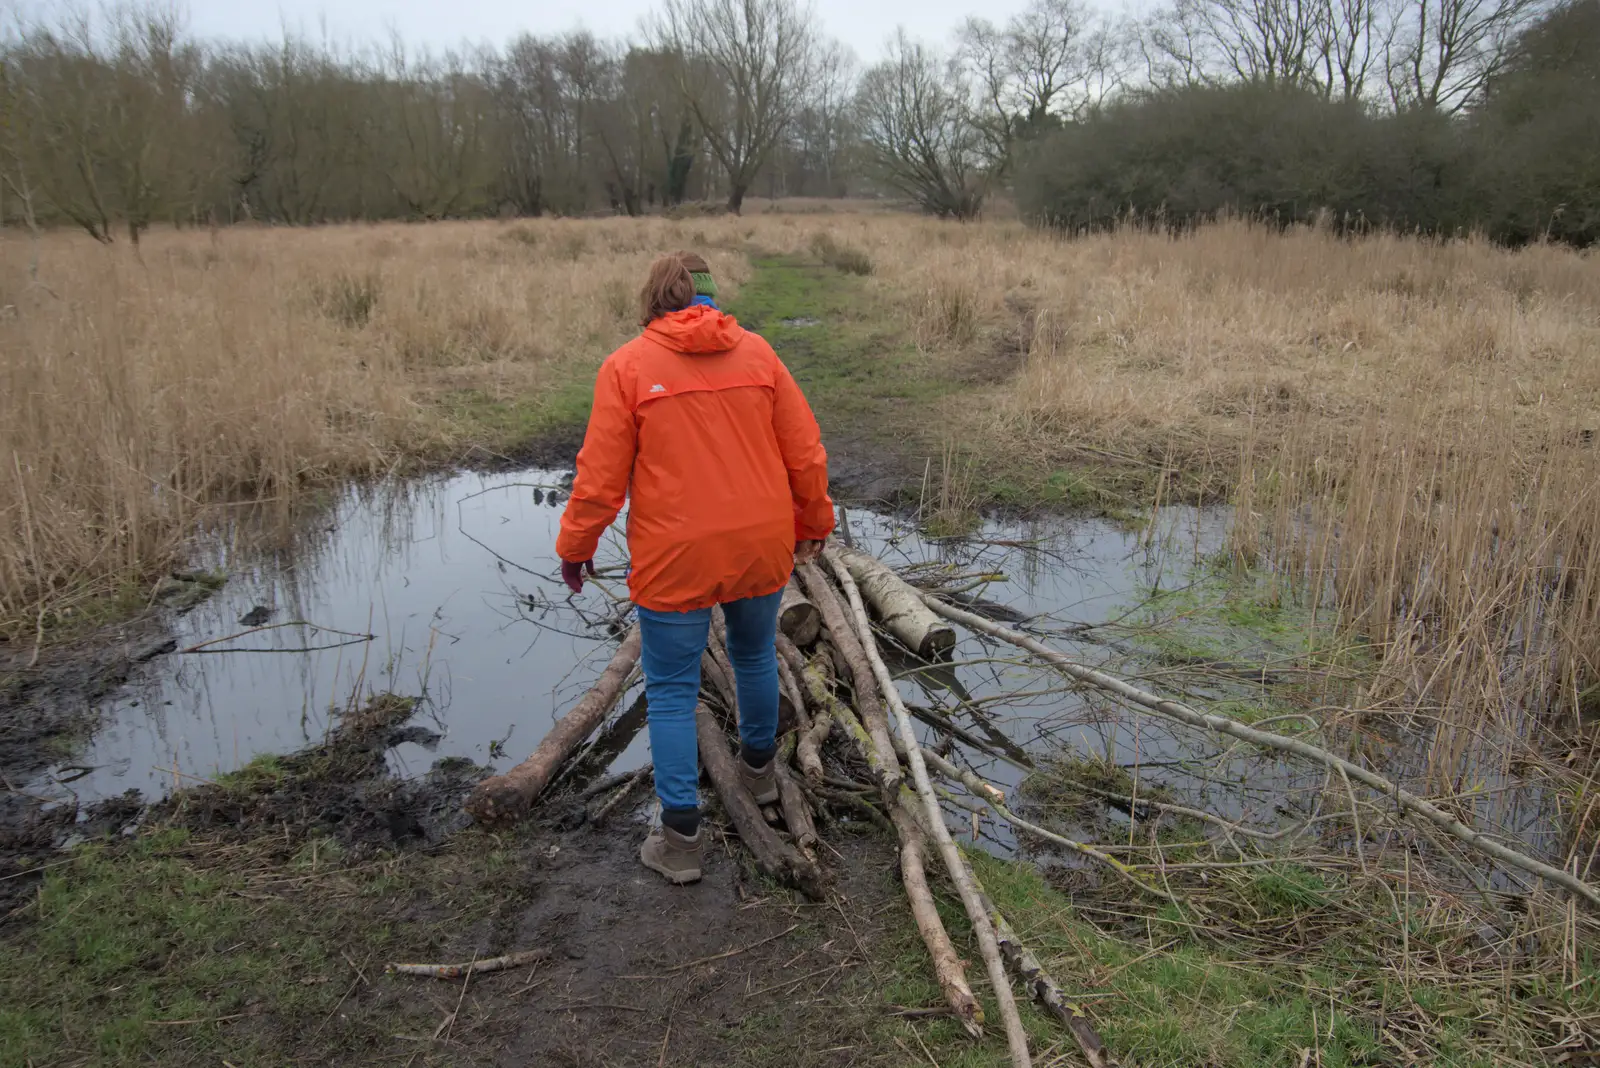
[8, 796, 1592, 1066]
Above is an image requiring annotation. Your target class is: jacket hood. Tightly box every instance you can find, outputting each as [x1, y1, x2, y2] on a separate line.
[643, 305, 746, 354]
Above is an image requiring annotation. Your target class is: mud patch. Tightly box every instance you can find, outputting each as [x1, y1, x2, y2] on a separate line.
[157, 694, 488, 854]
[0, 610, 181, 867]
[347, 825, 923, 1068]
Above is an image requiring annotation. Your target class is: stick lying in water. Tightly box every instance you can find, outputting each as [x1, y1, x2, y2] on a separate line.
[920, 594, 1600, 910]
[387, 949, 551, 979]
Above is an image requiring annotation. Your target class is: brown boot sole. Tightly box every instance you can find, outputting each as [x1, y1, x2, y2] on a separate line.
[641, 855, 703, 885]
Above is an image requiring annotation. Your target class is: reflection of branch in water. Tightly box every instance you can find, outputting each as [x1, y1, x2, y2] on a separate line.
[487, 592, 605, 643]
[554, 686, 649, 793]
[907, 702, 1032, 771]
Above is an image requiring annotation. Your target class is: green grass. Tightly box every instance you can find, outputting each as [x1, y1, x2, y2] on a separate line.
[730, 255, 950, 444]
[0, 827, 516, 1067]
[436, 372, 594, 455]
[1116, 558, 1373, 693]
[729, 253, 1150, 517]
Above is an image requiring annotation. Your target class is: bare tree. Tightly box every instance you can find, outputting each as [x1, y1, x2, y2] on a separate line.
[1149, 0, 1329, 86]
[649, 0, 817, 213]
[374, 44, 497, 219]
[790, 38, 855, 195]
[855, 31, 987, 218]
[594, 46, 697, 215]
[490, 32, 603, 215]
[5, 5, 220, 243]
[1384, 0, 1548, 111]
[959, 0, 1124, 173]
[1313, 0, 1391, 98]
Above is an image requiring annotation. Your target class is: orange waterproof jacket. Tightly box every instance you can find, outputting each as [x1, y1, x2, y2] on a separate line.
[555, 305, 834, 613]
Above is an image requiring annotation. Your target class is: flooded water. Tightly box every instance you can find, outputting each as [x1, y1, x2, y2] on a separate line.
[25, 467, 1558, 872]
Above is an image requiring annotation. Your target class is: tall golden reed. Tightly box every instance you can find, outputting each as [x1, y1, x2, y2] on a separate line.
[0, 218, 767, 628]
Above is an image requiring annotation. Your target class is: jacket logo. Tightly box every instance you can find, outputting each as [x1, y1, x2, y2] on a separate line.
[649, 384, 666, 393]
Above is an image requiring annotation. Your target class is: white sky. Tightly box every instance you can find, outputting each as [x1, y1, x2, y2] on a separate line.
[172, 0, 1037, 59]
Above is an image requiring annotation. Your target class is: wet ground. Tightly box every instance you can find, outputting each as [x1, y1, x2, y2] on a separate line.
[8, 469, 1229, 815]
[8, 465, 1560, 869]
[2, 462, 1584, 1068]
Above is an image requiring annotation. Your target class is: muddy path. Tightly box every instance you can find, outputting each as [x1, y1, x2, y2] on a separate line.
[2, 687, 947, 1068]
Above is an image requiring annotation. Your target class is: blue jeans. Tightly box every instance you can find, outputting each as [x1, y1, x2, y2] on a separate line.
[636, 588, 784, 814]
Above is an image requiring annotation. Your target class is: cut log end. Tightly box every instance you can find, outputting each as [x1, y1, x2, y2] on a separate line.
[780, 577, 822, 646]
[463, 779, 527, 827]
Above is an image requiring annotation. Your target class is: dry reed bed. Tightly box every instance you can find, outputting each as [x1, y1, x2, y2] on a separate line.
[0, 218, 773, 627]
[844, 216, 1600, 810]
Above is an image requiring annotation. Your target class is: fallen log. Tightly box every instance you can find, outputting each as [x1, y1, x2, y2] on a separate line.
[921, 594, 1600, 910]
[775, 632, 810, 690]
[779, 576, 821, 646]
[775, 650, 810, 737]
[466, 628, 641, 826]
[696, 701, 828, 899]
[919, 747, 1005, 805]
[975, 886, 1112, 1068]
[796, 708, 832, 784]
[592, 765, 653, 827]
[797, 563, 902, 793]
[838, 547, 956, 660]
[890, 790, 984, 1038]
[827, 551, 1032, 1067]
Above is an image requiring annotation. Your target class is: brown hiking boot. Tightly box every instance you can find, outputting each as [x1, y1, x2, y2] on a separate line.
[640, 825, 703, 885]
[739, 758, 779, 805]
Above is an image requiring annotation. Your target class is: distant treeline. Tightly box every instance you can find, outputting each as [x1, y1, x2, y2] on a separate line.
[0, 2, 855, 239]
[0, 0, 1594, 244]
[1017, 0, 1600, 246]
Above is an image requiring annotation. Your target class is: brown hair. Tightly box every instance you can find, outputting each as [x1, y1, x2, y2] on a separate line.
[639, 250, 712, 327]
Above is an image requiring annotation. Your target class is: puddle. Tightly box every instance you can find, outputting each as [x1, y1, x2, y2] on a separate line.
[25, 469, 1558, 873]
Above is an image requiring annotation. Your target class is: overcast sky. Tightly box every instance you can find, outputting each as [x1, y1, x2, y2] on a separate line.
[171, 0, 1040, 58]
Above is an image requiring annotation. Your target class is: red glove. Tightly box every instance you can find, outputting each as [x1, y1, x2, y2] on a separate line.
[561, 558, 596, 594]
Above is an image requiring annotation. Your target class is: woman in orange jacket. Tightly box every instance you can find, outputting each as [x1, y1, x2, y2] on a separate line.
[556, 250, 833, 885]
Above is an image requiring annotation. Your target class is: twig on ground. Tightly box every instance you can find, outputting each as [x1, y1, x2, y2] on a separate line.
[386, 949, 551, 979]
[592, 766, 653, 827]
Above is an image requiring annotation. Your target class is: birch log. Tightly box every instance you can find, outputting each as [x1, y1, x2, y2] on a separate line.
[976, 888, 1113, 1068]
[890, 792, 985, 1038]
[796, 563, 902, 793]
[466, 628, 641, 825]
[838, 548, 956, 660]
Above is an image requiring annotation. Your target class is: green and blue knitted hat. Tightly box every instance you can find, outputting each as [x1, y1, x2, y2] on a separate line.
[691, 271, 718, 299]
